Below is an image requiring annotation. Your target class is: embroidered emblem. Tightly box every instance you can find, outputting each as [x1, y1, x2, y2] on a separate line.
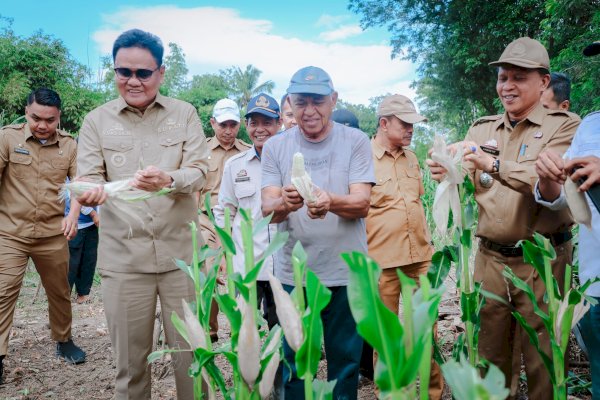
[484, 139, 498, 148]
[111, 153, 126, 167]
[305, 75, 315, 81]
[256, 96, 269, 108]
[237, 169, 248, 178]
[534, 131, 543, 139]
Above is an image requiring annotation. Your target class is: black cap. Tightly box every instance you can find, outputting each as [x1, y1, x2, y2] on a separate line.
[583, 41, 600, 57]
[332, 109, 359, 129]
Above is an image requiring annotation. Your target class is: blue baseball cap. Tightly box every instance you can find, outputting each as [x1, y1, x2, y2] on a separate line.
[245, 93, 280, 119]
[287, 66, 334, 96]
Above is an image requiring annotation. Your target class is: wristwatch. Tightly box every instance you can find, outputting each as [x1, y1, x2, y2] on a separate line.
[491, 158, 500, 173]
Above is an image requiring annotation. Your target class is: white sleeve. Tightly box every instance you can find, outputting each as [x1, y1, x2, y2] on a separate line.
[534, 180, 568, 210]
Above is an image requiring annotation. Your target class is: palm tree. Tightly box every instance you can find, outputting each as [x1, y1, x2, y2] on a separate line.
[222, 64, 274, 109]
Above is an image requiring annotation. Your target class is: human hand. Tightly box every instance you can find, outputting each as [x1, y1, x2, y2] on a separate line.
[90, 210, 100, 227]
[132, 165, 173, 192]
[566, 156, 600, 192]
[61, 215, 78, 240]
[536, 150, 566, 184]
[307, 188, 331, 219]
[282, 185, 304, 212]
[462, 141, 495, 172]
[76, 180, 108, 207]
[425, 158, 448, 182]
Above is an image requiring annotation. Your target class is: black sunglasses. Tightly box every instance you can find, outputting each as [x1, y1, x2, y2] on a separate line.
[113, 66, 160, 82]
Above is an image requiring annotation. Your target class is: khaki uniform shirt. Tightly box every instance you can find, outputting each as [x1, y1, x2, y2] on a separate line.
[367, 139, 433, 268]
[466, 103, 579, 244]
[0, 123, 76, 238]
[77, 93, 209, 273]
[199, 137, 251, 209]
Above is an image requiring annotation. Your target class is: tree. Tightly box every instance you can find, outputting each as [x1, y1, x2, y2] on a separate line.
[161, 42, 189, 97]
[221, 65, 274, 109]
[0, 17, 103, 133]
[348, 0, 600, 136]
[335, 99, 379, 137]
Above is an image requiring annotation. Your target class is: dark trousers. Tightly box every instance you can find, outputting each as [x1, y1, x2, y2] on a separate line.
[580, 298, 600, 400]
[257, 280, 278, 329]
[282, 284, 362, 400]
[68, 225, 98, 296]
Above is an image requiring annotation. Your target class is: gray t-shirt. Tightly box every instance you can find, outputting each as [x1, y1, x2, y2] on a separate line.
[261, 122, 375, 286]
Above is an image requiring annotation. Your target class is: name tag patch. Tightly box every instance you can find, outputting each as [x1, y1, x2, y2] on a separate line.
[14, 147, 30, 155]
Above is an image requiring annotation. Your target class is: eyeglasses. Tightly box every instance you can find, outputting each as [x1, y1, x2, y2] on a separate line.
[113, 67, 160, 82]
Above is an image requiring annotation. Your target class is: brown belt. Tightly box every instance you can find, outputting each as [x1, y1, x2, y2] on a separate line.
[480, 231, 572, 258]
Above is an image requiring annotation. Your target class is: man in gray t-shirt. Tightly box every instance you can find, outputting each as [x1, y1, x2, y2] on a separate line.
[262, 66, 374, 400]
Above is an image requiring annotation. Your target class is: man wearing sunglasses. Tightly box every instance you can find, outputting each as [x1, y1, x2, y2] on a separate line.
[75, 29, 209, 399]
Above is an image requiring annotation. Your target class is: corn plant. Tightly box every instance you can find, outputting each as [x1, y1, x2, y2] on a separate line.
[429, 135, 482, 366]
[342, 251, 444, 399]
[502, 232, 598, 400]
[269, 241, 336, 400]
[148, 194, 289, 399]
[441, 358, 509, 400]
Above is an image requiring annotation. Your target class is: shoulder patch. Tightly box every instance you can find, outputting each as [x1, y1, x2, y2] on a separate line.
[58, 129, 75, 139]
[1, 123, 26, 131]
[472, 115, 502, 127]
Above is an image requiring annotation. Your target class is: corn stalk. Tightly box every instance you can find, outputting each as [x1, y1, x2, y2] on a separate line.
[502, 232, 598, 400]
[342, 252, 444, 399]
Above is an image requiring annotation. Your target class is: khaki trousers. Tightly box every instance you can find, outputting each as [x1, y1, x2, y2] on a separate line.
[0, 233, 72, 356]
[377, 260, 444, 400]
[475, 242, 571, 400]
[101, 269, 196, 400]
[198, 212, 219, 338]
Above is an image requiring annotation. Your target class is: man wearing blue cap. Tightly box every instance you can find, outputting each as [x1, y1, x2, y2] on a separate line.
[261, 66, 375, 399]
[214, 93, 281, 328]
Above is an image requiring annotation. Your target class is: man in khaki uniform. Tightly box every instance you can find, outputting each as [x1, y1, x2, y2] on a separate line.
[427, 37, 579, 399]
[75, 29, 209, 399]
[0, 88, 86, 384]
[368, 94, 442, 399]
[198, 98, 250, 340]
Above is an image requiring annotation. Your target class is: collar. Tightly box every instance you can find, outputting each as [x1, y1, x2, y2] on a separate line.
[209, 137, 248, 151]
[245, 146, 261, 162]
[371, 136, 404, 159]
[499, 102, 545, 130]
[117, 92, 167, 114]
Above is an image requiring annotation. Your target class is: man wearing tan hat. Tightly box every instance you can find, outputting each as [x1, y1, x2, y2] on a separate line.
[368, 94, 442, 398]
[427, 37, 580, 399]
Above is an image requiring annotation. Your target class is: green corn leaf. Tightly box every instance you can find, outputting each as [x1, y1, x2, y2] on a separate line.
[174, 258, 193, 280]
[201, 264, 219, 328]
[312, 379, 337, 400]
[463, 174, 475, 196]
[512, 311, 556, 383]
[203, 192, 214, 221]
[460, 228, 472, 248]
[231, 272, 250, 301]
[171, 311, 191, 347]
[461, 291, 480, 324]
[427, 245, 456, 289]
[502, 266, 551, 331]
[261, 231, 289, 261]
[442, 358, 509, 400]
[214, 225, 236, 255]
[147, 348, 182, 364]
[342, 251, 404, 393]
[215, 293, 242, 344]
[296, 269, 331, 378]
[252, 212, 273, 235]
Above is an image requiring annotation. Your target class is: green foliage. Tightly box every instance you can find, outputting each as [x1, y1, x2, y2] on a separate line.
[335, 99, 378, 137]
[442, 358, 509, 400]
[348, 0, 600, 136]
[161, 42, 189, 97]
[220, 64, 274, 109]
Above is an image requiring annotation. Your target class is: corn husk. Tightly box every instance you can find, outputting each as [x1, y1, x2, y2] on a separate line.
[237, 297, 261, 388]
[554, 295, 590, 341]
[564, 177, 592, 229]
[61, 179, 173, 203]
[291, 152, 317, 203]
[268, 272, 304, 352]
[181, 299, 206, 350]
[259, 328, 282, 399]
[430, 135, 464, 235]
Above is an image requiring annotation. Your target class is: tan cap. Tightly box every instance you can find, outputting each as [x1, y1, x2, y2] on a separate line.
[377, 94, 427, 124]
[489, 37, 550, 70]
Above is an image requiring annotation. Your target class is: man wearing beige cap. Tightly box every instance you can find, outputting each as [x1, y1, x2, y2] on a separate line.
[198, 98, 250, 341]
[368, 94, 442, 398]
[427, 37, 580, 399]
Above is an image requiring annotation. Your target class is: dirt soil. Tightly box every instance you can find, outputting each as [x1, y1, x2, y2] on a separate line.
[0, 269, 592, 400]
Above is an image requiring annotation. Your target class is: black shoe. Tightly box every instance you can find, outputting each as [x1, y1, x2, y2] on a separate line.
[0, 355, 4, 385]
[56, 339, 86, 364]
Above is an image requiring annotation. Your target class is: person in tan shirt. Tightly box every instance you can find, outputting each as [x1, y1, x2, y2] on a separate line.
[75, 29, 209, 400]
[427, 37, 580, 400]
[198, 98, 250, 340]
[368, 94, 442, 398]
[0, 88, 86, 385]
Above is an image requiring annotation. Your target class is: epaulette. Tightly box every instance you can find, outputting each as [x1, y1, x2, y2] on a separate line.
[546, 109, 577, 118]
[471, 115, 502, 126]
[57, 129, 75, 139]
[0, 123, 26, 131]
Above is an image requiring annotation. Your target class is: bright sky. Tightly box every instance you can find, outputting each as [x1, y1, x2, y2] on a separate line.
[2, 0, 417, 105]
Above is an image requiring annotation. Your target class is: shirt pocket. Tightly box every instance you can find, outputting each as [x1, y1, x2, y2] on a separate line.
[234, 181, 256, 206]
[47, 156, 69, 183]
[370, 176, 396, 208]
[158, 132, 185, 170]
[102, 137, 136, 176]
[9, 152, 32, 180]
